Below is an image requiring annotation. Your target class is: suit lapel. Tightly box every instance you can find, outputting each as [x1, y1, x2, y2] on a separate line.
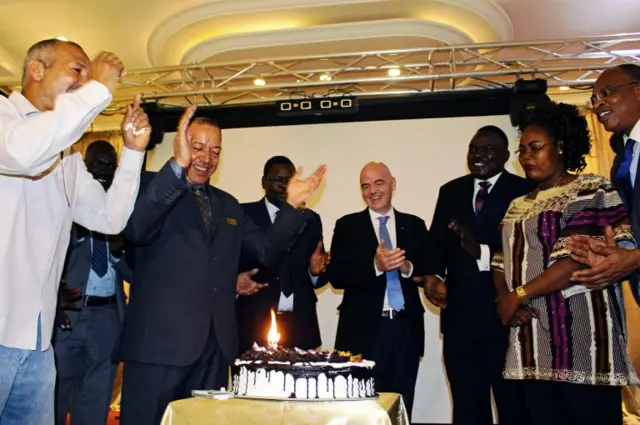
[360, 209, 380, 249]
[395, 209, 408, 250]
[461, 176, 476, 221]
[254, 199, 274, 231]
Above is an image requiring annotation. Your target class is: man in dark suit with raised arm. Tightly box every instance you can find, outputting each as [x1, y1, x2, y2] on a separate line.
[118, 106, 326, 425]
[420, 125, 533, 425]
[328, 161, 429, 419]
[236, 155, 330, 352]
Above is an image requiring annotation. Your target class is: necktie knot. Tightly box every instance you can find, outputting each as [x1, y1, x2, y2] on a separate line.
[191, 185, 205, 196]
[479, 181, 492, 191]
[377, 215, 390, 226]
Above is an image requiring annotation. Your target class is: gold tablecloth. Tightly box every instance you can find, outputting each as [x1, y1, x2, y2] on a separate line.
[160, 392, 408, 425]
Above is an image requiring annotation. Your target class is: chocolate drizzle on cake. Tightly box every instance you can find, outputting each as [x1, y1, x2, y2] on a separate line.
[232, 343, 375, 400]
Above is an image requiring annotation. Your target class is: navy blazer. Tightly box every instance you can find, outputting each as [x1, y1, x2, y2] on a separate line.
[118, 161, 309, 366]
[236, 199, 328, 351]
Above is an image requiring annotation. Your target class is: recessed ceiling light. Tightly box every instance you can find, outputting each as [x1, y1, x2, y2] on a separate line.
[56, 36, 68, 42]
[559, 85, 570, 91]
[254, 78, 266, 86]
[388, 67, 401, 77]
[319, 74, 332, 81]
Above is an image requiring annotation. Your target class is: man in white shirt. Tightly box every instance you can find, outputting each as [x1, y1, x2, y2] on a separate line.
[328, 162, 430, 419]
[0, 38, 149, 424]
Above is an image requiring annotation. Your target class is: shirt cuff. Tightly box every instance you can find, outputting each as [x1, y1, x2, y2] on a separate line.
[476, 244, 491, 272]
[118, 146, 145, 172]
[169, 158, 186, 180]
[308, 269, 320, 286]
[400, 261, 413, 278]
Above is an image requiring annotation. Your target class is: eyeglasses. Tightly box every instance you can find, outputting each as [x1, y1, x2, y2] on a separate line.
[514, 143, 549, 156]
[589, 81, 638, 108]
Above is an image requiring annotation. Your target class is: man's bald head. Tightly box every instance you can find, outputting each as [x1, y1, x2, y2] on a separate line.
[360, 161, 395, 214]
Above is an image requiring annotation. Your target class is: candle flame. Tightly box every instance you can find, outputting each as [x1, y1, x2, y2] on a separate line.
[267, 309, 280, 348]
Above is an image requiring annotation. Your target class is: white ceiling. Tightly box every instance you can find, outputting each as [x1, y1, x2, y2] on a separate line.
[0, 0, 635, 81]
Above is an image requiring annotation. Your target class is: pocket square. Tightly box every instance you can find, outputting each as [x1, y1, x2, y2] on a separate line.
[226, 218, 238, 226]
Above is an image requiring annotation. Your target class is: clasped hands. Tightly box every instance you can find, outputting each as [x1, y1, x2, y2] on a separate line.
[374, 240, 411, 275]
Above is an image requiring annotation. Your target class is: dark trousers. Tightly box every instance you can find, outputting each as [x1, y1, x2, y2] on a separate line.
[368, 315, 420, 422]
[53, 304, 120, 425]
[119, 326, 228, 425]
[524, 380, 622, 425]
[443, 326, 529, 425]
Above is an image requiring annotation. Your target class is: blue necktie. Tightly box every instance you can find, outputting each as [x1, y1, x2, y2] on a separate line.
[615, 138, 636, 211]
[91, 233, 108, 277]
[377, 216, 405, 312]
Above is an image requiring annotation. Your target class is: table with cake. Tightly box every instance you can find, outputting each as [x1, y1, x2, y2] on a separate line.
[160, 311, 409, 425]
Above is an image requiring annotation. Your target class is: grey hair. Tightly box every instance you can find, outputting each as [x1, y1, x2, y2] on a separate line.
[21, 39, 83, 85]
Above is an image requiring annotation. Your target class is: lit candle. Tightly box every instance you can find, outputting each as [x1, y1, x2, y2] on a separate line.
[267, 309, 280, 348]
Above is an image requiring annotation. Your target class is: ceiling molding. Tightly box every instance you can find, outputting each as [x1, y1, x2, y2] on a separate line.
[148, 0, 386, 66]
[181, 18, 473, 64]
[436, 0, 513, 41]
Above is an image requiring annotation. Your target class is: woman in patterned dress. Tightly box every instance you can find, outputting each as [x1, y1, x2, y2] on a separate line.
[492, 101, 637, 425]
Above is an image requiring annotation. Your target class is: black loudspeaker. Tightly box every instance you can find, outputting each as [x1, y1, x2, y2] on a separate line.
[141, 102, 165, 151]
[509, 79, 551, 127]
[275, 97, 359, 117]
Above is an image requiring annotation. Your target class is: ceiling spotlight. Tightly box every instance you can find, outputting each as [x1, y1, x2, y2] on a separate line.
[56, 36, 69, 41]
[253, 78, 266, 86]
[559, 85, 570, 91]
[388, 67, 401, 77]
[319, 74, 332, 81]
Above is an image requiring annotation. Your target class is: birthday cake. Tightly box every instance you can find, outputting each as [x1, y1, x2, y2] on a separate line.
[231, 343, 376, 400]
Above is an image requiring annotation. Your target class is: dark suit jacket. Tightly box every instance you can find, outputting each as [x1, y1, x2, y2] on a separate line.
[611, 140, 640, 304]
[328, 209, 429, 357]
[236, 199, 328, 351]
[118, 161, 309, 366]
[427, 171, 533, 335]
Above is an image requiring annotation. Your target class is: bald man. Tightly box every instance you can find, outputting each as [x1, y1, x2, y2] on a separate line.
[327, 162, 429, 418]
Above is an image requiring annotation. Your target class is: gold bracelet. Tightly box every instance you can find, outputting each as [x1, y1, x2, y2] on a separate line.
[516, 286, 531, 305]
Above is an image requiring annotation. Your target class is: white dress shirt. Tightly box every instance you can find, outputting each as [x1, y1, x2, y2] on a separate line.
[368, 208, 413, 311]
[624, 120, 640, 187]
[473, 172, 502, 271]
[264, 198, 319, 312]
[0, 82, 144, 351]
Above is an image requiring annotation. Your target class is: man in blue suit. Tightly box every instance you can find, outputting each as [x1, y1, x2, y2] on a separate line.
[236, 156, 330, 352]
[53, 140, 132, 425]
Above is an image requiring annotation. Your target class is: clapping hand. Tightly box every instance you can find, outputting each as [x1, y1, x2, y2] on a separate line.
[173, 105, 197, 168]
[310, 241, 331, 276]
[121, 94, 152, 152]
[286, 166, 327, 208]
[567, 225, 640, 289]
[374, 240, 406, 272]
[236, 269, 268, 296]
[448, 220, 481, 259]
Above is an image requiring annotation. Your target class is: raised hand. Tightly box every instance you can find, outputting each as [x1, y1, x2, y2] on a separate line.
[91, 51, 125, 94]
[236, 269, 268, 296]
[448, 220, 480, 259]
[121, 94, 151, 152]
[374, 240, 406, 272]
[286, 165, 327, 208]
[414, 275, 447, 308]
[173, 105, 197, 168]
[310, 241, 331, 276]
